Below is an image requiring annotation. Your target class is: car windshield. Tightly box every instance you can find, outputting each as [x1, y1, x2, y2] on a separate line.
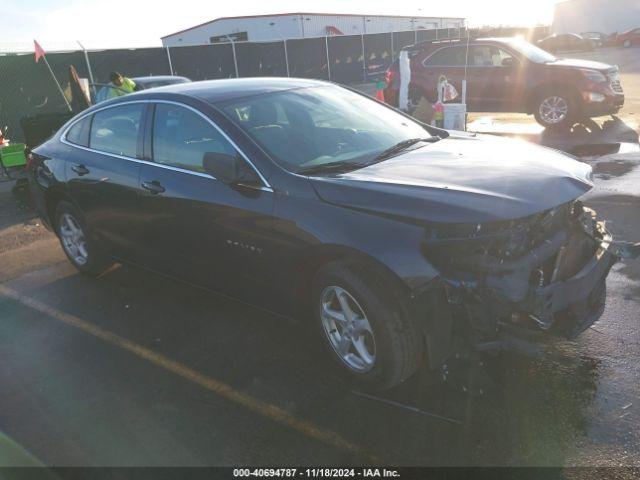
[506, 37, 557, 63]
[220, 85, 436, 174]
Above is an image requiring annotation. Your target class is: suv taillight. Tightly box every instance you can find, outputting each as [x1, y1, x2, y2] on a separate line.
[385, 68, 397, 87]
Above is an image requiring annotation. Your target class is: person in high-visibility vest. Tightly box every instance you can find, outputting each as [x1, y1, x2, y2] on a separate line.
[96, 71, 137, 103]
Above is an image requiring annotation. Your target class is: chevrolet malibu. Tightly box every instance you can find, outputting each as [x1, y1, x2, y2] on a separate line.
[28, 78, 637, 390]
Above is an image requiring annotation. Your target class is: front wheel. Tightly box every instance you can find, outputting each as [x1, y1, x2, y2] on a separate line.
[312, 261, 424, 390]
[54, 201, 113, 276]
[533, 90, 579, 129]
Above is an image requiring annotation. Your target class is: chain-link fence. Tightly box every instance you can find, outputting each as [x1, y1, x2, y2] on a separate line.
[0, 25, 549, 143]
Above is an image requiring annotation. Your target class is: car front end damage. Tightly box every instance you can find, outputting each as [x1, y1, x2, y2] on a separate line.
[416, 200, 639, 373]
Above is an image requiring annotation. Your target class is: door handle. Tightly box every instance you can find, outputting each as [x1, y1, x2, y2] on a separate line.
[71, 164, 90, 176]
[141, 180, 165, 195]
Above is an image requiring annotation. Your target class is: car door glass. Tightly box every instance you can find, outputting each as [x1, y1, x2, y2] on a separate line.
[469, 46, 515, 67]
[89, 104, 144, 157]
[152, 103, 245, 175]
[424, 46, 467, 67]
[66, 115, 92, 147]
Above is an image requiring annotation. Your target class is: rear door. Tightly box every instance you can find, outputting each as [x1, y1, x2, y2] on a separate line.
[64, 102, 146, 258]
[137, 101, 276, 304]
[414, 45, 468, 105]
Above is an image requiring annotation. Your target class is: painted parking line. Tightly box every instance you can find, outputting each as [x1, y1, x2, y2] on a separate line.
[0, 284, 380, 463]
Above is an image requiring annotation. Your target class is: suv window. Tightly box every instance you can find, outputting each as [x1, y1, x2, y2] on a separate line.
[470, 45, 517, 67]
[424, 46, 468, 67]
[152, 103, 241, 174]
[89, 104, 144, 157]
[66, 115, 92, 147]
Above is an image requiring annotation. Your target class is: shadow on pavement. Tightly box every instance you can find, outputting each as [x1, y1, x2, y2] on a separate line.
[5, 260, 605, 466]
[469, 115, 639, 158]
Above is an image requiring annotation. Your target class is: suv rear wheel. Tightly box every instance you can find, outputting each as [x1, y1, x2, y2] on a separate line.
[312, 260, 423, 390]
[534, 88, 579, 129]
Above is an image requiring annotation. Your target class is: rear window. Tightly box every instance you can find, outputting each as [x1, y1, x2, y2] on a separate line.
[66, 115, 92, 147]
[423, 46, 468, 67]
[89, 104, 144, 158]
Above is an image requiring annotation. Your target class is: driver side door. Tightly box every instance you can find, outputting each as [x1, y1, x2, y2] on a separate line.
[467, 45, 522, 112]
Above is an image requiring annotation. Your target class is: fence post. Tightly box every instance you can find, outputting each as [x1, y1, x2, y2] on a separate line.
[325, 36, 331, 81]
[390, 32, 394, 62]
[166, 47, 174, 75]
[283, 40, 290, 77]
[232, 42, 239, 78]
[361, 34, 367, 83]
[77, 41, 96, 97]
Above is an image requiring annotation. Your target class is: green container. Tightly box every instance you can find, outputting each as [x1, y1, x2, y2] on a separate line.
[0, 143, 27, 169]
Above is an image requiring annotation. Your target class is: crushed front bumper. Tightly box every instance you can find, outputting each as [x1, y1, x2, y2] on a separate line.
[523, 230, 615, 338]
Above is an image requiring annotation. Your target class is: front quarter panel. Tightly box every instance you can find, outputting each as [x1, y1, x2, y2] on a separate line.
[270, 177, 441, 299]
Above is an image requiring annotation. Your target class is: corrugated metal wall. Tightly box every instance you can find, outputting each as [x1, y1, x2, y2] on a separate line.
[163, 14, 465, 46]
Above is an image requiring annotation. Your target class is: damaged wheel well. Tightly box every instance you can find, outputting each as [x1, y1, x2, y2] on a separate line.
[292, 246, 411, 319]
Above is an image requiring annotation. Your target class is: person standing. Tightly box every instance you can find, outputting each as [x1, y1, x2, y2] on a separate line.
[96, 71, 137, 103]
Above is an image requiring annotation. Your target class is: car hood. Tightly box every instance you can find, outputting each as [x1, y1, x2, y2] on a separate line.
[548, 58, 614, 71]
[309, 134, 594, 224]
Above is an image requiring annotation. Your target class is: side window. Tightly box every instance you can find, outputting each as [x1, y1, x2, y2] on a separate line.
[471, 46, 517, 67]
[89, 104, 144, 157]
[424, 46, 467, 67]
[66, 115, 92, 147]
[152, 103, 240, 174]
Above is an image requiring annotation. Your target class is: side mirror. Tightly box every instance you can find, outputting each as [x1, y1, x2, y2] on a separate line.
[203, 152, 240, 184]
[501, 57, 516, 67]
[202, 152, 260, 186]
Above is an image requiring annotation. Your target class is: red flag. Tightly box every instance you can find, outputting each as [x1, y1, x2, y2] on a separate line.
[34, 40, 46, 63]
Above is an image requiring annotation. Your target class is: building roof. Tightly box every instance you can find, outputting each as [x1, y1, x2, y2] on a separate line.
[162, 12, 465, 39]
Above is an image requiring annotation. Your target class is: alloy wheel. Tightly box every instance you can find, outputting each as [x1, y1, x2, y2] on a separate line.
[539, 96, 569, 125]
[59, 213, 89, 266]
[320, 286, 376, 373]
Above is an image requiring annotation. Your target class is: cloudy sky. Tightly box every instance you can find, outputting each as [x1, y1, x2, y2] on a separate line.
[3, 0, 559, 51]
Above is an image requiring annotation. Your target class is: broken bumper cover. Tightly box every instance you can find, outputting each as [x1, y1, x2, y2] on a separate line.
[524, 232, 615, 338]
[441, 219, 622, 343]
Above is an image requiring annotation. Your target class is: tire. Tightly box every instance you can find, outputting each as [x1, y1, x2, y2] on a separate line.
[533, 88, 580, 129]
[312, 260, 423, 390]
[54, 201, 112, 276]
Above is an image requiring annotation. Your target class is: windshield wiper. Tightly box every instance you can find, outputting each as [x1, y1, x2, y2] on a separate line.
[297, 161, 367, 175]
[372, 137, 437, 162]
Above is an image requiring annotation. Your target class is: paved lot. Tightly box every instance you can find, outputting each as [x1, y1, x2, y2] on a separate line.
[0, 148, 639, 468]
[1, 47, 640, 468]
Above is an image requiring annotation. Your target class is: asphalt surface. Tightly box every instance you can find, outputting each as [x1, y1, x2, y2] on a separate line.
[1, 48, 640, 467]
[0, 148, 639, 468]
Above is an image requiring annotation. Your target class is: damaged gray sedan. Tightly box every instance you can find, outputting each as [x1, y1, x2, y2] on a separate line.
[31, 79, 639, 391]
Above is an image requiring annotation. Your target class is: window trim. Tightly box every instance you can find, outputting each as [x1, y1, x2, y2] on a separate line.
[61, 99, 273, 192]
[421, 43, 522, 68]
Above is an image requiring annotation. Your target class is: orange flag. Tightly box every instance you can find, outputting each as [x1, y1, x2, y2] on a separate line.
[34, 40, 46, 63]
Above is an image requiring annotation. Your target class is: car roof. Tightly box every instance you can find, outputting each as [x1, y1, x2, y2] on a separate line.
[131, 75, 190, 83]
[404, 36, 518, 53]
[124, 77, 331, 104]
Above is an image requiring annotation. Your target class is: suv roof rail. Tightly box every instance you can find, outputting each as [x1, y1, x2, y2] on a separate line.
[402, 35, 480, 52]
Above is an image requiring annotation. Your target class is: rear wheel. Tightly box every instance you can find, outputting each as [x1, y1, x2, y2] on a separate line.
[533, 88, 579, 129]
[54, 201, 112, 276]
[312, 260, 423, 390]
